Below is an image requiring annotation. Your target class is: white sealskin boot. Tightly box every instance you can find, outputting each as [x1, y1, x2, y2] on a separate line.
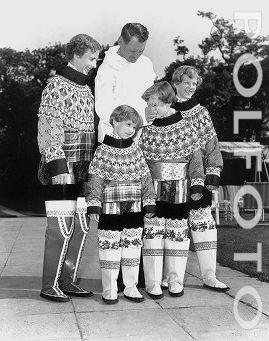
[142, 217, 165, 299]
[190, 207, 230, 292]
[40, 200, 76, 302]
[98, 229, 122, 304]
[164, 218, 190, 297]
[121, 228, 144, 302]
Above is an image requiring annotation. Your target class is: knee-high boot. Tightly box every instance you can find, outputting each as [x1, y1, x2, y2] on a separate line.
[164, 218, 190, 297]
[40, 200, 76, 302]
[121, 227, 144, 302]
[98, 229, 121, 304]
[142, 217, 165, 299]
[190, 206, 229, 292]
[59, 197, 93, 297]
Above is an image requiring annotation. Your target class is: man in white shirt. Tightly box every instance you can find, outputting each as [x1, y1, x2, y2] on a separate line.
[95, 23, 156, 142]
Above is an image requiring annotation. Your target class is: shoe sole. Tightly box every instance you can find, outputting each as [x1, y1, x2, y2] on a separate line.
[62, 291, 94, 297]
[168, 290, 184, 297]
[124, 295, 145, 303]
[40, 292, 70, 303]
[102, 297, 119, 304]
[147, 292, 164, 300]
[203, 284, 230, 292]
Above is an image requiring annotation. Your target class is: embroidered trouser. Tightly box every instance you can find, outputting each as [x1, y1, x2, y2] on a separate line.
[143, 216, 189, 295]
[189, 205, 219, 286]
[98, 227, 143, 300]
[41, 196, 89, 296]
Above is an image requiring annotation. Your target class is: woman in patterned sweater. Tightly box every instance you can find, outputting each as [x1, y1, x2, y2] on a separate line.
[37, 34, 101, 302]
[167, 65, 229, 293]
[86, 105, 156, 304]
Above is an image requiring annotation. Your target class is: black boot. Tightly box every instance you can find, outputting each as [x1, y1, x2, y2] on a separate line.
[59, 197, 93, 297]
[40, 200, 76, 302]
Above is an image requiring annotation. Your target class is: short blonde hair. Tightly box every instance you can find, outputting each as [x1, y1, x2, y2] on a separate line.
[172, 65, 202, 87]
[142, 81, 177, 104]
[109, 105, 143, 130]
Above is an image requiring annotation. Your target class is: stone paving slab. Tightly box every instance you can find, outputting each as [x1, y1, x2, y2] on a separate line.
[76, 309, 193, 340]
[0, 313, 81, 341]
[166, 304, 269, 339]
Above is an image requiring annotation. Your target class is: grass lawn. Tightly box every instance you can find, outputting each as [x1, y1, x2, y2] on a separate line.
[217, 224, 269, 282]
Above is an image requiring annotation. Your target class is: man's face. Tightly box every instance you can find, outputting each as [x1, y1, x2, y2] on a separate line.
[118, 36, 147, 63]
[174, 74, 198, 100]
[113, 119, 136, 139]
[74, 50, 99, 75]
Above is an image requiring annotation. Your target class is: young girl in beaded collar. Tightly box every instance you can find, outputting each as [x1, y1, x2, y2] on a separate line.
[86, 105, 156, 304]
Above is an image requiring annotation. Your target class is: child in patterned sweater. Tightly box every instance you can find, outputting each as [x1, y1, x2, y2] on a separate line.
[85, 105, 156, 304]
[139, 81, 205, 299]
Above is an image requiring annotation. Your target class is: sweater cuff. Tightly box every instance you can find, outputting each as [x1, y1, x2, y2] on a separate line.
[143, 205, 156, 215]
[190, 178, 204, 196]
[45, 145, 66, 163]
[206, 167, 221, 177]
[47, 158, 68, 178]
[205, 174, 220, 187]
[86, 199, 102, 215]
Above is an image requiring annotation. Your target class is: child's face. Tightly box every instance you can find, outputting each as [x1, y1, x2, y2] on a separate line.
[174, 74, 198, 100]
[113, 119, 136, 139]
[146, 94, 171, 118]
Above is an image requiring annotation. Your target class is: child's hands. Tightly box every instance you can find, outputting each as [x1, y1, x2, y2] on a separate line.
[145, 212, 155, 219]
[206, 185, 218, 191]
[191, 193, 203, 201]
[89, 213, 99, 222]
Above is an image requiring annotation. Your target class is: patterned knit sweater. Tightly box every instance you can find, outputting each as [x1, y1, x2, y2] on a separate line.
[172, 98, 223, 187]
[140, 109, 205, 203]
[37, 66, 95, 181]
[86, 135, 156, 216]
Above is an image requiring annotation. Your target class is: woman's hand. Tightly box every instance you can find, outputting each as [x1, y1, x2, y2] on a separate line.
[89, 214, 100, 222]
[206, 185, 218, 191]
[52, 173, 70, 185]
[145, 212, 155, 218]
[191, 193, 203, 201]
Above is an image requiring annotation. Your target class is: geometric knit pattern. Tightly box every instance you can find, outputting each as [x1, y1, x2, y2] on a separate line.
[38, 75, 95, 163]
[193, 241, 217, 251]
[88, 142, 150, 181]
[142, 248, 164, 256]
[164, 249, 189, 257]
[140, 105, 216, 161]
[86, 140, 156, 212]
[121, 258, 140, 267]
[100, 260, 120, 269]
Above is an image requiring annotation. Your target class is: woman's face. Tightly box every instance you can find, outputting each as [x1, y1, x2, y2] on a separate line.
[73, 49, 99, 75]
[174, 74, 198, 100]
[146, 94, 171, 118]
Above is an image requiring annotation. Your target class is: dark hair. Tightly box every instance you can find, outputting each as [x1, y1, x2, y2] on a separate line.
[120, 23, 149, 43]
[65, 34, 101, 61]
[172, 65, 203, 86]
[110, 105, 143, 130]
[142, 81, 177, 104]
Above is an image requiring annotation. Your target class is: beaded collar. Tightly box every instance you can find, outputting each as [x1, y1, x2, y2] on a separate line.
[152, 111, 183, 127]
[57, 66, 88, 86]
[103, 135, 133, 148]
[172, 97, 199, 112]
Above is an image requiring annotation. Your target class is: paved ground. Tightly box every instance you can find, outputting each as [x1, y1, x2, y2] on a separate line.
[0, 217, 269, 341]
